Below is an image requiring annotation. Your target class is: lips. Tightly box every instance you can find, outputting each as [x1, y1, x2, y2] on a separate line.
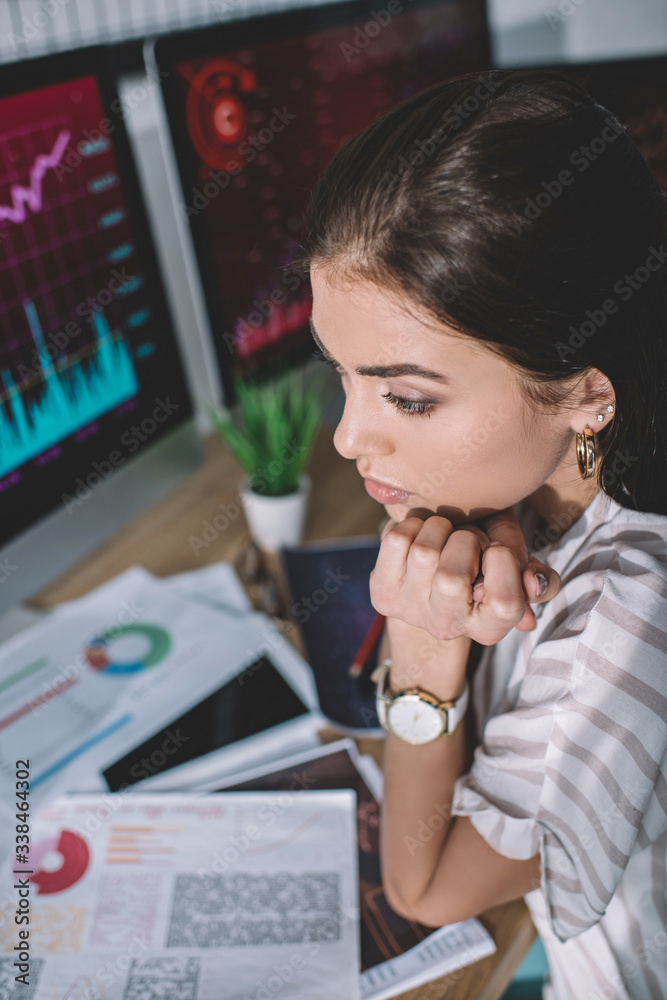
[363, 477, 413, 505]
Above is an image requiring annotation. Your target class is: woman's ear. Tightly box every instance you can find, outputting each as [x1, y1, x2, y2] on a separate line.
[568, 367, 616, 433]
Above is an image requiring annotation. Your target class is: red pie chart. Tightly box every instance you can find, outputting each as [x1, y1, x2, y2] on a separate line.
[32, 829, 90, 894]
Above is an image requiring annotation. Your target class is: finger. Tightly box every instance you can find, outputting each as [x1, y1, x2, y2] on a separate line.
[449, 526, 490, 600]
[480, 507, 529, 568]
[481, 508, 560, 606]
[451, 523, 491, 549]
[476, 542, 527, 636]
[370, 516, 432, 605]
[522, 561, 562, 604]
[514, 603, 538, 631]
[431, 528, 483, 609]
[380, 516, 398, 541]
[401, 516, 456, 597]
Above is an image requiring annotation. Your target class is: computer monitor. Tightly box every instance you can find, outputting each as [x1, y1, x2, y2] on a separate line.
[535, 54, 667, 192]
[147, 0, 491, 404]
[0, 46, 201, 619]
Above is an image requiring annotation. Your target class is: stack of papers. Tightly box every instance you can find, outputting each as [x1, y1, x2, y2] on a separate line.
[0, 790, 361, 999]
[0, 560, 497, 999]
[213, 739, 496, 1000]
[0, 563, 323, 859]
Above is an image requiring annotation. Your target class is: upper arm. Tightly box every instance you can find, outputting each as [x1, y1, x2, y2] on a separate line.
[386, 815, 541, 926]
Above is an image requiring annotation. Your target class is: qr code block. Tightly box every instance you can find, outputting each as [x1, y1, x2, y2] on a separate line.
[166, 872, 341, 948]
[123, 957, 199, 1000]
[0, 958, 44, 1000]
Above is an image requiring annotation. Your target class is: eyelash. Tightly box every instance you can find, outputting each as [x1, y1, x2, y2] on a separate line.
[311, 348, 435, 418]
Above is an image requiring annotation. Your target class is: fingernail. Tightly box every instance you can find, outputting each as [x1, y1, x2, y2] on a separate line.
[535, 571, 548, 597]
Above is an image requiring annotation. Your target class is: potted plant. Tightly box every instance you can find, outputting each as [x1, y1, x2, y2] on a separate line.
[209, 365, 325, 552]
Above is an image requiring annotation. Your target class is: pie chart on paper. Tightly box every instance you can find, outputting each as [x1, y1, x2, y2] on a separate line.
[84, 622, 171, 675]
[31, 829, 90, 894]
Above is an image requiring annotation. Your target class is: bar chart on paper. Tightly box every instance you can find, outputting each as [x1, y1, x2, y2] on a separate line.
[0, 81, 145, 483]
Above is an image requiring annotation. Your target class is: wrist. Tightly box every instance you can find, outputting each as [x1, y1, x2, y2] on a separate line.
[374, 657, 470, 742]
[387, 633, 471, 702]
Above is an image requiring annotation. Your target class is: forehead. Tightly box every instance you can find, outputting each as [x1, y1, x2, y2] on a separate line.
[309, 264, 485, 365]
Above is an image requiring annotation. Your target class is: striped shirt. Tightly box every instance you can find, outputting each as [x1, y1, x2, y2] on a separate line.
[450, 488, 667, 1000]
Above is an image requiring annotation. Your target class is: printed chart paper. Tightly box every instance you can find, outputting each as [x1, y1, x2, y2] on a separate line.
[213, 739, 496, 999]
[0, 791, 361, 1000]
[0, 565, 319, 856]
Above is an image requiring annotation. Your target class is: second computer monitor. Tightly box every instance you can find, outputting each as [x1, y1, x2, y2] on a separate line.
[149, 0, 491, 403]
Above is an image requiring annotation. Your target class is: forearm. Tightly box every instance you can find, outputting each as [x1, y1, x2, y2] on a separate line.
[380, 627, 472, 916]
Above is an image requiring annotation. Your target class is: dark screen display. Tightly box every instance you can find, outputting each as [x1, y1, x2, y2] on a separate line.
[0, 56, 191, 544]
[158, 0, 490, 396]
[545, 56, 667, 192]
[102, 654, 310, 791]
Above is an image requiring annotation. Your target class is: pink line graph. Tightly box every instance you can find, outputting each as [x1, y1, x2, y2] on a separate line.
[0, 128, 71, 225]
[0, 674, 78, 732]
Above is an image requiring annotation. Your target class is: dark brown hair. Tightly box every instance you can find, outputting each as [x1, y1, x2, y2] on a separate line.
[285, 68, 667, 515]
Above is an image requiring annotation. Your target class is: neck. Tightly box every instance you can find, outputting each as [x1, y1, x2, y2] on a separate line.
[523, 449, 600, 546]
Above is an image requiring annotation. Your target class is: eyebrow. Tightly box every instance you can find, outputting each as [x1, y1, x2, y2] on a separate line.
[309, 316, 452, 385]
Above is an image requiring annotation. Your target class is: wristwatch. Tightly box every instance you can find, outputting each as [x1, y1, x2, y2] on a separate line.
[371, 658, 469, 744]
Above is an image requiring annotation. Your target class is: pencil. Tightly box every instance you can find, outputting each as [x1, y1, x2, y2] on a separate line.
[348, 611, 386, 679]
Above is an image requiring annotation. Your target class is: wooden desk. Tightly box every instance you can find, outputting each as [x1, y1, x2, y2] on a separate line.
[31, 426, 536, 1000]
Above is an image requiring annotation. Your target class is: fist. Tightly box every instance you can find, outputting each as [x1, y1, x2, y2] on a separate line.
[369, 507, 560, 646]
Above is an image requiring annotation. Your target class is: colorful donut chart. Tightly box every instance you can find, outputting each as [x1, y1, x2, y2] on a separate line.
[84, 622, 171, 675]
[32, 829, 90, 894]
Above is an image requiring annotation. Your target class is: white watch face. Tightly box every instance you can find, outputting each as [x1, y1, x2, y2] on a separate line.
[387, 695, 445, 744]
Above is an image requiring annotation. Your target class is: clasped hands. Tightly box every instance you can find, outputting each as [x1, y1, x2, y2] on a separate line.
[369, 506, 561, 652]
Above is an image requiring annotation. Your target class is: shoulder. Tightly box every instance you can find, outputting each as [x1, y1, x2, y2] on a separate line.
[528, 493, 667, 647]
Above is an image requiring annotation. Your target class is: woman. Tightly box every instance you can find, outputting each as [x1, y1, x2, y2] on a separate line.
[285, 69, 667, 999]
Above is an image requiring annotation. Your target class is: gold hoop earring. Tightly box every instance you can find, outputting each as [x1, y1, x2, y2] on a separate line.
[576, 426, 596, 480]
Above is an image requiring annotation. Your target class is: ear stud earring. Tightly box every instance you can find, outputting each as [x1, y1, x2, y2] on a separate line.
[577, 405, 614, 479]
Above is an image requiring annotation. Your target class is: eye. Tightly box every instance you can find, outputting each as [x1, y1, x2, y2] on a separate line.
[381, 390, 435, 417]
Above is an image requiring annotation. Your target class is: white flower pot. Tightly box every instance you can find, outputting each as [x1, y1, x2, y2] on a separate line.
[239, 473, 311, 553]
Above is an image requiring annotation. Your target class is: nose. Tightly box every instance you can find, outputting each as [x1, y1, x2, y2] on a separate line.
[332, 387, 392, 461]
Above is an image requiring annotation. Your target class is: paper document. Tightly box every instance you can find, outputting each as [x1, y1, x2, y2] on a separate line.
[161, 560, 252, 614]
[0, 791, 361, 999]
[213, 739, 496, 998]
[0, 565, 319, 864]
